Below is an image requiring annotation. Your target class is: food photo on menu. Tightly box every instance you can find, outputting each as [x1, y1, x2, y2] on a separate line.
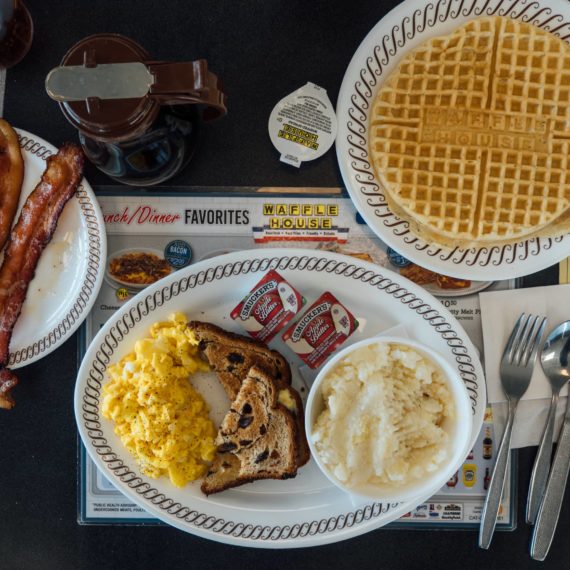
[1, 0, 570, 568]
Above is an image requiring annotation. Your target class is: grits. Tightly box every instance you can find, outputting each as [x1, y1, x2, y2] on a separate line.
[313, 342, 454, 488]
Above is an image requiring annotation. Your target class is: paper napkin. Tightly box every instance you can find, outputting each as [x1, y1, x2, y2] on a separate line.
[480, 284, 570, 448]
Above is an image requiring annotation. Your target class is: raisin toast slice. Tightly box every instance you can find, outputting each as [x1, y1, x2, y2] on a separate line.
[187, 321, 291, 398]
[188, 321, 310, 468]
[201, 366, 298, 495]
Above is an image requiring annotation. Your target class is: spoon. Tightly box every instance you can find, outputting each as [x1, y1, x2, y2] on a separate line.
[529, 321, 570, 560]
[526, 321, 570, 525]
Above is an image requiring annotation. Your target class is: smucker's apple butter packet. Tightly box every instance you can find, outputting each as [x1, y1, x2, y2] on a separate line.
[282, 291, 358, 369]
[231, 270, 305, 343]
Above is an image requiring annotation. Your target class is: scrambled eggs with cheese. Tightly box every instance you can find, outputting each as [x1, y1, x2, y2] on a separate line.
[101, 313, 217, 487]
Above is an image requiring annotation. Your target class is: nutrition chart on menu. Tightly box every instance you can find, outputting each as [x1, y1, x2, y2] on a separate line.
[78, 188, 517, 530]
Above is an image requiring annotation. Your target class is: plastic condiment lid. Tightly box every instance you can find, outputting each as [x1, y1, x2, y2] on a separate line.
[268, 82, 337, 167]
[48, 34, 227, 141]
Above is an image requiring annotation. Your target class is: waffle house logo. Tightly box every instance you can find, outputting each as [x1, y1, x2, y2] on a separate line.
[278, 124, 319, 150]
[421, 108, 549, 152]
[253, 202, 347, 243]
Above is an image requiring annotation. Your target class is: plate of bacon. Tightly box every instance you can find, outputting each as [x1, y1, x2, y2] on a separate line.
[0, 125, 105, 408]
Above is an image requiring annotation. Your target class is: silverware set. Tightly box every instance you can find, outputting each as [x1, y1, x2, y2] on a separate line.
[478, 314, 570, 560]
[479, 314, 547, 550]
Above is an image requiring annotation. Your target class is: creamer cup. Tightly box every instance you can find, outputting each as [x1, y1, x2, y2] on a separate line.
[268, 82, 337, 167]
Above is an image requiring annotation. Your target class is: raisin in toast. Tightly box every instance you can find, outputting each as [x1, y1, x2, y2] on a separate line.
[188, 321, 310, 467]
[201, 366, 298, 495]
[188, 321, 291, 398]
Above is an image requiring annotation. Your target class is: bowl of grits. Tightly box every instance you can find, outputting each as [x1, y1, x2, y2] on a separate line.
[305, 337, 472, 501]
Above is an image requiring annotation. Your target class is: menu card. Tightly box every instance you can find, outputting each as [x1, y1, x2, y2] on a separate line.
[78, 187, 516, 531]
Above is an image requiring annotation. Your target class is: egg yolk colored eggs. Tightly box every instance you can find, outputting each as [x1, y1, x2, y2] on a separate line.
[101, 312, 217, 487]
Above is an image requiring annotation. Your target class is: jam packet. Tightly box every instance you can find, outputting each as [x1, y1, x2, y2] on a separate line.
[268, 82, 337, 168]
[231, 270, 305, 342]
[282, 292, 358, 369]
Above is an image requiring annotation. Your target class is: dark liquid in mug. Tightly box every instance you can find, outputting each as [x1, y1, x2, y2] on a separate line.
[0, 0, 32, 68]
[79, 106, 199, 186]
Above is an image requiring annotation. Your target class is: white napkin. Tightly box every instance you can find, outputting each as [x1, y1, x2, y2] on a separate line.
[480, 284, 570, 448]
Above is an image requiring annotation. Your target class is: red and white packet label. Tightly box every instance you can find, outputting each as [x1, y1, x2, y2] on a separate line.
[282, 291, 358, 369]
[231, 270, 305, 342]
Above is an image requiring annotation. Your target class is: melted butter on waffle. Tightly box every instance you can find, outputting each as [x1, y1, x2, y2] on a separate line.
[369, 17, 570, 246]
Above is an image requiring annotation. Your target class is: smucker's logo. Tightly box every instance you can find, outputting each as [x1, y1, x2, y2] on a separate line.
[240, 280, 278, 319]
[291, 302, 331, 342]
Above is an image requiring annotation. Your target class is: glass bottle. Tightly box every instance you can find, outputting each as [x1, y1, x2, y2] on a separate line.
[483, 426, 493, 460]
[484, 467, 491, 491]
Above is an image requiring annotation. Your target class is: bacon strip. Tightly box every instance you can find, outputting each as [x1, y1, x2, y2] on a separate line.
[0, 143, 84, 409]
[0, 119, 24, 251]
[0, 368, 17, 409]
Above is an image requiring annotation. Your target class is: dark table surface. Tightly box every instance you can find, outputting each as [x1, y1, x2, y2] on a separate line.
[1, 1, 568, 568]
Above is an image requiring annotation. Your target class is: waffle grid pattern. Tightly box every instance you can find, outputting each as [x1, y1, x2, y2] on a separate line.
[370, 16, 570, 242]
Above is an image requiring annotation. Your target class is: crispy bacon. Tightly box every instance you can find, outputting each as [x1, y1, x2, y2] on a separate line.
[0, 119, 24, 251]
[0, 143, 84, 409]
[0, 367, 17, 409]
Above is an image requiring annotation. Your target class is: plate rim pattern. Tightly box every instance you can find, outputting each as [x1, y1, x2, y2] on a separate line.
[338, 0, 570, 276]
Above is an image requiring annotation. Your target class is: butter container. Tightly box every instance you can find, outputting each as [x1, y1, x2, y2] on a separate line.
[282, 291, 358, 369]
[231, 270, 305, 343]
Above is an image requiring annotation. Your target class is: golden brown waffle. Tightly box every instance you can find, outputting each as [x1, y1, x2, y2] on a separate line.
[369, 16, 570, 247]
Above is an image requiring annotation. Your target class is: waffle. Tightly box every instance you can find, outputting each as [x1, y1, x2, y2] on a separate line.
[369, 16, 570, 247]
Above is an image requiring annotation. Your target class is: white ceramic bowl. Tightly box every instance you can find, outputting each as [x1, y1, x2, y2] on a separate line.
[305, 336, 473, 502]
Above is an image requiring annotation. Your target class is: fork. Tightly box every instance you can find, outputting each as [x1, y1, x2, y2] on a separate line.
[478, 313, 548, 550]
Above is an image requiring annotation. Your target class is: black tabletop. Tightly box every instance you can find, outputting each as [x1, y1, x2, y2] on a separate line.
[1, 1, 568, 568]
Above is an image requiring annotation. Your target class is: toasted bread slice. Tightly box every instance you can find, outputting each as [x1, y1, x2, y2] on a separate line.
[188, 320, 310, 468]
[188, 321, 291, 399]
[277, 385, 310, 467]
[201, 366, 298, 495]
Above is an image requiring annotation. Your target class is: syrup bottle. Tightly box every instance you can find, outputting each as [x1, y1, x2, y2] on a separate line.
[484, 467, 491, 491]
[46, 34, 227, 186]
[483, 426, 493, 460]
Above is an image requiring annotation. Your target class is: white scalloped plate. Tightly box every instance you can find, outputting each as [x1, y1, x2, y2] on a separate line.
[336, 0, 570, 280]
[6, 130, 106, 368]
[75, 248, 484, 548]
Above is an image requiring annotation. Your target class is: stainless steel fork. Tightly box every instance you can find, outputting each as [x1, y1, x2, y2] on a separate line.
[478, 313, 548, 549]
